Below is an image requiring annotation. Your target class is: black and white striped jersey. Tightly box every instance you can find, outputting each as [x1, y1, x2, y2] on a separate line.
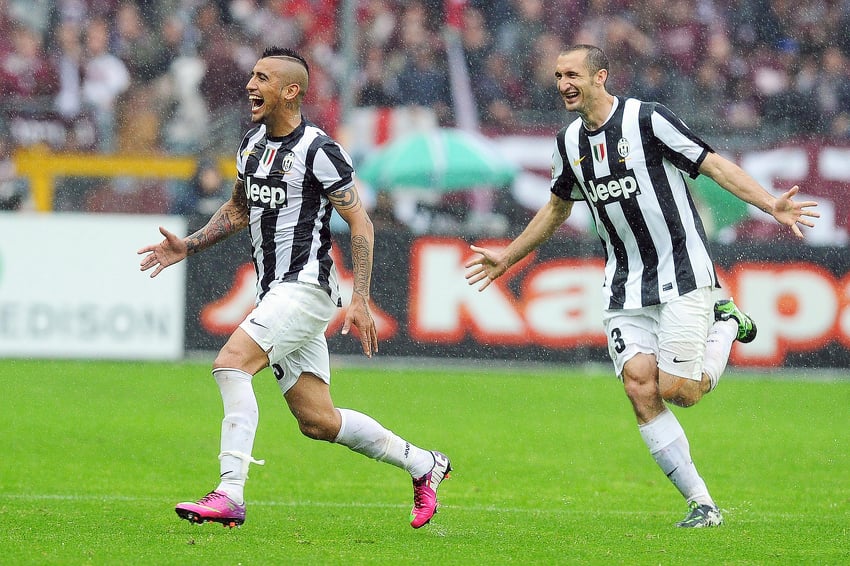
[551, 96, 719, 310]
[236, 119, 354, 307]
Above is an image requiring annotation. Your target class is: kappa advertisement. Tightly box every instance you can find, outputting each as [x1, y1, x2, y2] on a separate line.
[185, 229, 850, 369]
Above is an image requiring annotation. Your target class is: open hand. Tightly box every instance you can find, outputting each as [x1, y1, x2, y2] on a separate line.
[773, 185, 820, 239]
[137, 226, 188, 278]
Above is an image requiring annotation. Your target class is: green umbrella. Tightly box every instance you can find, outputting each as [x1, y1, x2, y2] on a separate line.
[357, 128, 518, 192]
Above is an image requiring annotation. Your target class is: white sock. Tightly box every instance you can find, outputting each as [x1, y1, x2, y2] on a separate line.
[213, 368, 263, 505]
[334, 408, 434, 478]
[702, 319, 737, 392]
[639, 409, 715, 507]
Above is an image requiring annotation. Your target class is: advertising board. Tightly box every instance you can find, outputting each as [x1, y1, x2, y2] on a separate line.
[185, 231, 850, 369]
[0, 212, 186, 359]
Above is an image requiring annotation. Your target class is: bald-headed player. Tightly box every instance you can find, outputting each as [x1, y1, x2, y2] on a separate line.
[138, 47, 450, 529]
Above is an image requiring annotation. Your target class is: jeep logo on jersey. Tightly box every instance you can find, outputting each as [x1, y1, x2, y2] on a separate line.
[246, 175, 288, 209]
[584, 175, 641, 204]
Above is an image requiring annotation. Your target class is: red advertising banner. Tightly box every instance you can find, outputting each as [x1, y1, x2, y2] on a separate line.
[185, 230, 850, 369]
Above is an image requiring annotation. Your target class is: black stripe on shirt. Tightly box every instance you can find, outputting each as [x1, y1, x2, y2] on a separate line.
[639, 102, 697, 295]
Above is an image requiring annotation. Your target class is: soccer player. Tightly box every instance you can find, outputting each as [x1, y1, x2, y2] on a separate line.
[138, 46, 450, 529]
[465, 44, 819, 528]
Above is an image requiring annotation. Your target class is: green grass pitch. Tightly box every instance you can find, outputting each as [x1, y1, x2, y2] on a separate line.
[0, 359, 847, 565]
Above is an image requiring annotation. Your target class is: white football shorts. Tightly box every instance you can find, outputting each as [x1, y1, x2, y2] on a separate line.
[602, 286, 715, 381]
[239, 282, 339, 394]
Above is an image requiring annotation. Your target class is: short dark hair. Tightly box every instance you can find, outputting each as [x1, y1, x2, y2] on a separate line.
[564, 44, 609, 77]
[261, 46, 310, 76]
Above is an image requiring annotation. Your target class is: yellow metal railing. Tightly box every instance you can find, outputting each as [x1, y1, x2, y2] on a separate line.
[13, 146, 233, 212]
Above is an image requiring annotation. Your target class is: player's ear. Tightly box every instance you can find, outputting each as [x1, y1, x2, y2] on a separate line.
[282, 82, 301, 101]
[596, 68, 608, 87]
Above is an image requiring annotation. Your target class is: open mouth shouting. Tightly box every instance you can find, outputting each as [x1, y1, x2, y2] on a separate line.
[249, 94, 265, 116]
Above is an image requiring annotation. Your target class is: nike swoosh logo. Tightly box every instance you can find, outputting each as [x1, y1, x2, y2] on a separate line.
[572, 156, 586, 166]
[672, 357, 693, 363]
[666, 466, 679, 478]
[249, 317, 268, 329]
[618, 157, 631, 163]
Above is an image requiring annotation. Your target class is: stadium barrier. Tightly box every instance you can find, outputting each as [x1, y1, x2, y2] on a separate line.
[12, 146, 234, 212]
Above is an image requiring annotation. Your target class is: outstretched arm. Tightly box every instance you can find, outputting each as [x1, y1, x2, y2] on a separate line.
[329, 184, 378, 358]
[138, 179, 250, 277]
[699, 152, 819, 238]
[465, 193, 573, 291]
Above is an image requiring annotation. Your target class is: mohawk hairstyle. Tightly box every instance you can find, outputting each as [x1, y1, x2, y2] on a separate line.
[261, 46, 310, 76]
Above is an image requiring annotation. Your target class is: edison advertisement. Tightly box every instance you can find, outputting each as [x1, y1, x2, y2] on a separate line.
[0, 212, 186, 360]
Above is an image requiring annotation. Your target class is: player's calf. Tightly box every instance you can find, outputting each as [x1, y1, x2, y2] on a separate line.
[659, 373, 709, 407]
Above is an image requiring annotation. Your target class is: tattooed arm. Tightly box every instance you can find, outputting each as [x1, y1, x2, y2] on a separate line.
[329, 184, 378, 356]
[138, 179, 249, 278]
[185, 179, 250, 255]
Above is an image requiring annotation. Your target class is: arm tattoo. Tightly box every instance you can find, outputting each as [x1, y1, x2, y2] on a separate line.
[350, 234, 372, 297]
[329, 185, 372, 295]
[186, 180, 249, 255]
[328, 186, 360, 211]
[232, 178, 248, 210]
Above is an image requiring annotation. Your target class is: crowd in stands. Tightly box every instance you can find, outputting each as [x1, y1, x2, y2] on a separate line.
[1, 0, 849, 227]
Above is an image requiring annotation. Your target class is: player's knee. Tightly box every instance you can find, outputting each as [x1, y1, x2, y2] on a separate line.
[213, 341, 246, 369]
[296, 413, 337, 442]
[622, 372, 656, 404]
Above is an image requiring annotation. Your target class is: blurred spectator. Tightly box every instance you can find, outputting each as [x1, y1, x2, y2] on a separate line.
[230, 0, 302, 50]
[630, 60, 694, 115]
[752, 43, 804, 135]
[684, 60, 731, 136]
[280, 0, 338, 42]
[0, 0, 17, 57]
[358, 0, 397, 49]
[170, 156, 229, 217]
[460, 6, 494, 80]
[113, 1, 172, 85]
[158, 16, 208, 155]
[52, 0, 89, 28]
[0, 25, 59, 100]
[7, 0, 51, 37]
[816, 47, 850, 137]
[54, 20, 84, 118]
[354, 46, 396, 107]
[301, 30, 343, 132]
[727, 0, 785, 49]
[578, 0, 653, 94]
[725, 75, 761, 132]
[495, 0, 547, 82]
[196, 3, 249, 147]
[521, 33, 565, 124]
[394, 45, 452, 124]
[0, 131, 30, 210]
[654, 0, 708, 76]
[472, 51, 516, 129]
[81, 17, 130, 152]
